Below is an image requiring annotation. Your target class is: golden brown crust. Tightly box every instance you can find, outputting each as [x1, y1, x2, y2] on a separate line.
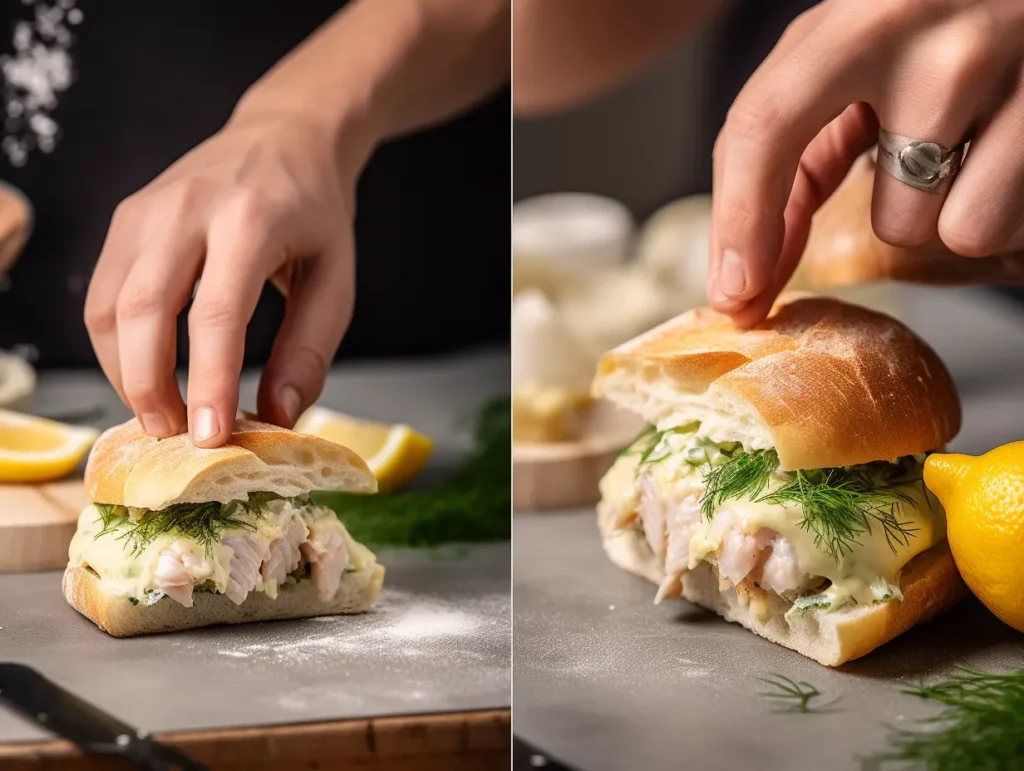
[593, 294, 961, 470]
[62, 564, 385, 638]
[803, 154, 1024, 287]
[84, 418, 376, 509]
[831, 542, 968, 664]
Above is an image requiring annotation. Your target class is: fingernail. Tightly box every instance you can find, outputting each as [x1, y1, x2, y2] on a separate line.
[191, 407, 220, 443]
[719, 249, 747, 297]
[279, 386, 302, 427]
[140, 412, 171, 437]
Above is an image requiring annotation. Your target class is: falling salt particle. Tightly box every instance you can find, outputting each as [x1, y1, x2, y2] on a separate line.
[13, 22, 31, 51]
[608, 605, 615, 610]
[530, 755, 548, 768]
[1, 2, 77, 166]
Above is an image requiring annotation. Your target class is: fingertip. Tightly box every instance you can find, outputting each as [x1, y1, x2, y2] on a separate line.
[189, 405, 231, 448]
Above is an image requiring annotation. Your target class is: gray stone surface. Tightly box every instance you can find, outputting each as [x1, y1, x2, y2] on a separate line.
[513, 288, 1024, 771]
[0, 348, 511, 742]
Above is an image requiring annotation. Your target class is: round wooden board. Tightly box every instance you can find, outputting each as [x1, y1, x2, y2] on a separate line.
[0, 478, 88, 573]
[513, 401, 644, 512]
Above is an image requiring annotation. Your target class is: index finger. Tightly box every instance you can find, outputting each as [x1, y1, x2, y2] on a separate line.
[709, 9, 875, 311]
[186, 197, 287, 448]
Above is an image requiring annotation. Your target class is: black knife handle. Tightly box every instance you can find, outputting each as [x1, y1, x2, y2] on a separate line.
[0, 663, 207, 770]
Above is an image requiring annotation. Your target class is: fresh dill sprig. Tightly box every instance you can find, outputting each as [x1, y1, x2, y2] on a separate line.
[757, 674, 841, 714]
[865, 666, 1024, 771]
[700, 449, 780, 519]
[312, 396, 510, 547]
[700, 450, 920, 562]
[763, 469, 918, 560]
[620, 422, 699, 466]
[94, 498, 266, 557]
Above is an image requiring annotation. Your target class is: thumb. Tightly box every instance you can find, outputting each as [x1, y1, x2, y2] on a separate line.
[257, 244, 355, 428]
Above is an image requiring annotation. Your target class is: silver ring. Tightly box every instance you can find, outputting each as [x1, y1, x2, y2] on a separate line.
[876, 129, 965, 193]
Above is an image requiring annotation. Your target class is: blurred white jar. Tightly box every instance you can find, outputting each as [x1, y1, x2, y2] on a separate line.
[513, 193, 635, 298]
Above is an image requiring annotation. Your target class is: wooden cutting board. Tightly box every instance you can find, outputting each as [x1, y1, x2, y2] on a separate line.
[0, 478, 88, 573]
[513, 401, 643, 512]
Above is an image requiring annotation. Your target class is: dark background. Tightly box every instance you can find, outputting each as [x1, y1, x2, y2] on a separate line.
[0, 0, 510, 369]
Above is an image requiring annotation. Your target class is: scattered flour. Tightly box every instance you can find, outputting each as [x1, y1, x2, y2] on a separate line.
[211, 588, 502, 665]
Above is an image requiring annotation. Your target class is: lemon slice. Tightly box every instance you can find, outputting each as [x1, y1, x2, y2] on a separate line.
[0, 409, 100, 483]
[295, 407, 434, 492]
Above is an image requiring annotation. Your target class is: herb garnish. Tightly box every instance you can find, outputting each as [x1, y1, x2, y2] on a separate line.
[95, 497, 269, 557]
[312, 396, 510, 547]
[700, 449, 920, 561]
[866, 666, 1024, 770]
[620, 422, 700, 466]
[757, 674, 841, 714]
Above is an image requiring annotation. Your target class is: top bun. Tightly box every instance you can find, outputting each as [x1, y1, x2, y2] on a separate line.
[803, 153, 1024, 287]
[85, 419, 377, 509]
[592, 293, 960, 470]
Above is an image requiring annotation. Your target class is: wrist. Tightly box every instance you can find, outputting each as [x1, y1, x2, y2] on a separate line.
[230, 83, 381, 182]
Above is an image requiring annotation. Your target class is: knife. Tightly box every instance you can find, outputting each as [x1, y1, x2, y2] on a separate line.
[0, 663, 208, 770]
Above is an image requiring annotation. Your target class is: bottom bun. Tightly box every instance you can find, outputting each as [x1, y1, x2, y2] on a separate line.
[62, 564, 386, 638]
[602, 527, 966, 667]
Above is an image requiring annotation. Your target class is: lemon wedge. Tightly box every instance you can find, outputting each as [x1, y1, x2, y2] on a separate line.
[0, 409, 99, 483]
[295, 407, 434, 492]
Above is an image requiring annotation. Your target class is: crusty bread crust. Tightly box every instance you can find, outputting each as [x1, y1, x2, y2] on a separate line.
[85, 418, 376, 509]
[62, 563, 386, 638]
[803, 153, 1024, 287]
[601, 525, 966, 667]
[592, 294, 961, 470]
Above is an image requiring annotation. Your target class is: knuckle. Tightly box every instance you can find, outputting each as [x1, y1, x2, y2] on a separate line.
[162, 178, 207, 218]
[120, 374, 161, 406]
[115, 285, 166, 323]
[222, 189, 281, 229]
[934, 27, 992, 93]
[938, 216, 998, 258]
[718, 197, 766, 238]
[83, 298, 116, 335]
[110, 194, 143, 228]
[188, 297, 245, 330]
[725, 92, 788, 144]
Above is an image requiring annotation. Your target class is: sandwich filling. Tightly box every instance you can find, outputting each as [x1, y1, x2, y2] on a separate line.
[68, 493, 377, 608]
[599, 423, 946, 620]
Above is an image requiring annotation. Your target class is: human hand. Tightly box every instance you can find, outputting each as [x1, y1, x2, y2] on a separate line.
[708, 0, 1024, 326]
[84, 113, 371, 447]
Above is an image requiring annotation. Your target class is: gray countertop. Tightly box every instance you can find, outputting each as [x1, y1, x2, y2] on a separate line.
[0, 348, 511, 744]
[513, 288, 1024, 771]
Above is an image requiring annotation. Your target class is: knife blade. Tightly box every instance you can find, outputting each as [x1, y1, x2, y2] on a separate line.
[0, 663, 208, 770]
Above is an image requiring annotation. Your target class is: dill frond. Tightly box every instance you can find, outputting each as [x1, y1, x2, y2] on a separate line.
[93, 498, 268, 557]
[312, 396, 510, 547]
[701, 449, 780, 519]
[700, 450, 920, 562]
[866, 666, 1024, 770]
[757, 674, 841, 714]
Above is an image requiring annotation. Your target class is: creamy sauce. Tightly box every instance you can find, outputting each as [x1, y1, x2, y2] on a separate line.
[600, 427, 945, 613]
[69, 499, 375, 604]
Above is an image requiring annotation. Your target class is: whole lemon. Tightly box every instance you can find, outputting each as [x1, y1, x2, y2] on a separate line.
[925, 443, 1024, 634]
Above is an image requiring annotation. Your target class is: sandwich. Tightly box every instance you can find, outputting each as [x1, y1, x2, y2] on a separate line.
[593, 294, 968, 666]
[64, 418, 385, 637]
[803, 152, 1024, 287]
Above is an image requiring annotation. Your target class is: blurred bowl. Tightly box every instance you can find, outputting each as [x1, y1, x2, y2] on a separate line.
[513, 193, 636, 297]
